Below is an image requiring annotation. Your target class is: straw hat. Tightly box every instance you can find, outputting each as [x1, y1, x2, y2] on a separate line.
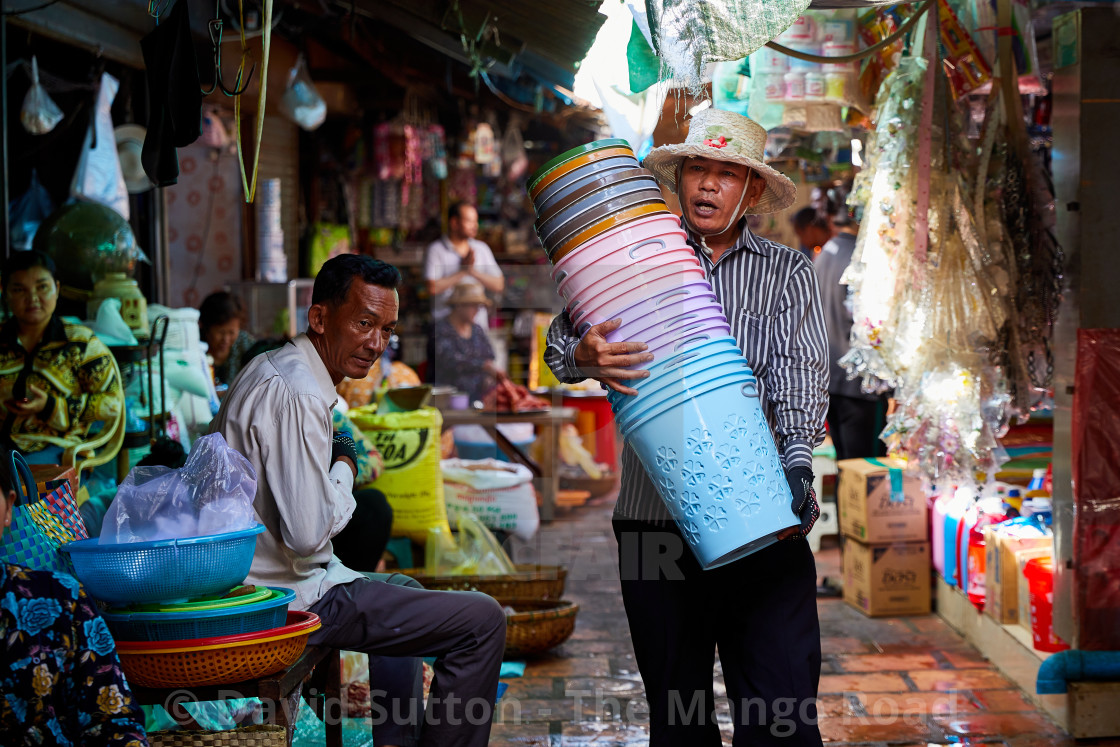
[447, 282, 492, 307]
[114, 124, 153, 194]
[642, 108, 796, 215]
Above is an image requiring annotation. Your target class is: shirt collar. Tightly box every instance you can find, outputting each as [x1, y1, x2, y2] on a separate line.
[291, 334, 339, 408]
[680, 216, 771, 260]
[0, 314, 68, 348]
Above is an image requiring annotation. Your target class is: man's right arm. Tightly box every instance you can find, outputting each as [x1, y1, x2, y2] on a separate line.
[544, 311, 586, 384]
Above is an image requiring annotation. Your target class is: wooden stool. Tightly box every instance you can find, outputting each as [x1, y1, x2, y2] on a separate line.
[131, 645, 343, 747]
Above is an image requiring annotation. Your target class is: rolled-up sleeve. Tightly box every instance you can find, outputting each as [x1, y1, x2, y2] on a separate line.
[544, 311, 586, 384]
[768, 261, 829, 471]
[263, 394, 356, 557]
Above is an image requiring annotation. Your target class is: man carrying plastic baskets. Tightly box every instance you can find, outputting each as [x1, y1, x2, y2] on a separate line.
[546, 108, 828, 746]
[212, 255, 505, 747]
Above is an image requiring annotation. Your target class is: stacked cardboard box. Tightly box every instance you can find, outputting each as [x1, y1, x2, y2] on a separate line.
[983, 523, 1053, 626]
[838, 458, 931, 617]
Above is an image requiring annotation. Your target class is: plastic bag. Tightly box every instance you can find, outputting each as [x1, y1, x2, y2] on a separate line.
[424, 514, 516, 576]
[70, 72, 130, 220]
[441, 458, 539, 540]
[280, 56, 326, 132]
[21, 56, 63, 135]
[8, 170, 54, 252]
[100, 432, 257, 543]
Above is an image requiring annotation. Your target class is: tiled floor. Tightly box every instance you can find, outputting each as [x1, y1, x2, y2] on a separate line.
[490, 490, 1120, 746]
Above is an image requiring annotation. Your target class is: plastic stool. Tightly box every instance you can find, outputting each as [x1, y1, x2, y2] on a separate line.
[807, 501, 839, 553]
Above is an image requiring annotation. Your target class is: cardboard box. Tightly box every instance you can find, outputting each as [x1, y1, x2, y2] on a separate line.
[1017, 547, 1053, 633]
[843, 539, 932, 617]
[837, 458, 927, 543]
[984, 526, 1053, 624]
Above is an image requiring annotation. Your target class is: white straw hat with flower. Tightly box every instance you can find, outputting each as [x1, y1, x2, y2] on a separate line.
[642, 108, 796, 215]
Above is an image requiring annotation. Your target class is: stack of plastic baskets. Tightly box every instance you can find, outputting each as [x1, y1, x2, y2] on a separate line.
[63, 525, 319, 687]
[529, 140, 798, 569]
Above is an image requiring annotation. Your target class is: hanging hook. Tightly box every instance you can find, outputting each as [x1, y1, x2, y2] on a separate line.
[201, 0, 256, 97]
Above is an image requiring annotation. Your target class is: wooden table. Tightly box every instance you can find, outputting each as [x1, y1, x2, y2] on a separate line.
[440, 407, 577, 522]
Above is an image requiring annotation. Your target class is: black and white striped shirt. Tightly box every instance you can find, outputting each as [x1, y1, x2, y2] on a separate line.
[544, 218, 829, 524]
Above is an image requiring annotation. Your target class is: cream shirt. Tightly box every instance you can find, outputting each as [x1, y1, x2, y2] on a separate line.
[209, 334, 362, 610]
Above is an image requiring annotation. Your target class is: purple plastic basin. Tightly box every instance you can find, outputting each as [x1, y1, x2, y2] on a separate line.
[552, 212, 687, 270]
[558, 250, 703, 306]
[570, 280, 717, 331]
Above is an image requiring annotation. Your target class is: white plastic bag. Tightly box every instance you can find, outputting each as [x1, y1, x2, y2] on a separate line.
[100, 432, 257, 543]
[70, 72, 130, 220]
[441, 458, 539, 540]
[280, 56, 326, 131]
[20, 56, 63, 135]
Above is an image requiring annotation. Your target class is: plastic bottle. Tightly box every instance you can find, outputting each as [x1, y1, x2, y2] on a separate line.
[804, 72, 826, 100]
[966, 506, 1008, 611]
[763, 74, 785, 101]
[784, 72, 806, 100]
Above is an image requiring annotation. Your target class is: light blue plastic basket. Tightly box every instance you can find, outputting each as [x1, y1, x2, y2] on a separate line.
[102, 587, 295, 642]
[62, 525, 266, 605]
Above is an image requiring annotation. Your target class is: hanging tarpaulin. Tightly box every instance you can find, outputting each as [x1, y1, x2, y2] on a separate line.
[644, 0, 811, 91]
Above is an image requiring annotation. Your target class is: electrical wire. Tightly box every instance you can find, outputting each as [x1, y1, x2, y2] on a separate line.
[765, 0, 934, 65]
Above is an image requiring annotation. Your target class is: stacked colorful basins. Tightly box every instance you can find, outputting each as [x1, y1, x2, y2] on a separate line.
[529, 141, 798, 569]
[63, 525, 320, 687]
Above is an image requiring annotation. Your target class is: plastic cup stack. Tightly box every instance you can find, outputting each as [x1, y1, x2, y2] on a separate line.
[527, 140, 798, 568]
[257, 178, 287, 283]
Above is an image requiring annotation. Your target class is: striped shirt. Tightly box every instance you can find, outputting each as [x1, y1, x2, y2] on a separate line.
[544, 218, 829, 524]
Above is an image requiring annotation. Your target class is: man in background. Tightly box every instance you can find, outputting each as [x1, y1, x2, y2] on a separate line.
[790, 206, 833, 262]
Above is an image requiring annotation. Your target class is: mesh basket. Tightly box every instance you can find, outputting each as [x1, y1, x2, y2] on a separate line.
[62, 525, 266, 604]
[396, 564, 567, 600]
[116, 611, 320, 688]
[103, 588, 295, 642]
[500, 598, 579, 657]
[148, 724, 287, 747]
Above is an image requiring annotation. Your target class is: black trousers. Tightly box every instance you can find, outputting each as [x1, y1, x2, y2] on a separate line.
[332, 488, 394, 572]
[826, 394, 888, 463]
[614, 520, 823, 747]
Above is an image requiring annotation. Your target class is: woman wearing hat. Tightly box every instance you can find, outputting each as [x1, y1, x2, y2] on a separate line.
[545, 108, 828, 746]
[433, 282, 506, 402]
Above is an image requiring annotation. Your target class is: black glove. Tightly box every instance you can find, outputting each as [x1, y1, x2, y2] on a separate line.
[784, 466, 820, 540]
[331, 432, 359, 468]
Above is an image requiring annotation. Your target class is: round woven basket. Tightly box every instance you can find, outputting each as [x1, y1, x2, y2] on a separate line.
[396, 564, 567, 601]
[148, 725, 287, 747]
[499, 598, 579, 657]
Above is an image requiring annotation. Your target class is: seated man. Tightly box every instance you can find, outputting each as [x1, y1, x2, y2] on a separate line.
[210, 255, 505, 747]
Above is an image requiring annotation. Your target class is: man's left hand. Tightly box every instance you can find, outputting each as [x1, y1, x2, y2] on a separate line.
[4, 384, 49, 417]
[778, 466, 819, 541]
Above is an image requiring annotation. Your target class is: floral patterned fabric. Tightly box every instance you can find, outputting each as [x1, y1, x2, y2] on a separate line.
[0, 563, 147, 745]
[0, 316, 123, 455]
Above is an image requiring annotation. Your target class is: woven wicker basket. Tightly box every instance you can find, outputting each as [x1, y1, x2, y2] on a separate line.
[396, 564, 567, 600]
[499, 598, 579, 657]
[148, 724, 287, 747]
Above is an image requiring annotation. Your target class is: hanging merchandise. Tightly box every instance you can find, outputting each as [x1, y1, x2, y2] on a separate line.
[280, 55, 327, 131]
[70, 72, 130, 221]
[20, 56, 63, 135]
[645, 0, 811, 92]
[856, 3, 921, 106]
[936, 0, 992, 100]
[401, 124, 424, 207]
[140, 0, 203, 187]
[8, 170, 54, 253]
[426, 125, 448, 180]
[501, 118, 528, 182]
[307, 223, 353, 277]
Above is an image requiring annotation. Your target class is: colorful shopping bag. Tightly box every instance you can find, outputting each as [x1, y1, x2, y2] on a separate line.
[0, 452, 74, 575]
[32, 481, 87, 541]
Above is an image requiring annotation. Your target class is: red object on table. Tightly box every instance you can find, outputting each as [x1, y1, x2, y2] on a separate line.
[561, 392, 618, 472]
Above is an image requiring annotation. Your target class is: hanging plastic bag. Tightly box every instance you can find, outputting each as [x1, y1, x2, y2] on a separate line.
[8, 170, 54, 252]
[20, 56, 63, 135]
[99, 432, 257, 544]
[70, 72, 130, 220]
[280, 55, 326, 132]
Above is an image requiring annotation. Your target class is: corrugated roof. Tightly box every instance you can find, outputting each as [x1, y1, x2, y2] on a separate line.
[357, 0, 607, 89]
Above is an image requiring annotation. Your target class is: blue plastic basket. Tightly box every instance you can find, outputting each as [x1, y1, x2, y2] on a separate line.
[62, 525, 266, 605]
[102, 587, 295, 642]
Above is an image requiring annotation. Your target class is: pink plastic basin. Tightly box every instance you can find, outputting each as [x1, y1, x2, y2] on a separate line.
[568, 267, 709, 325]
[558, 250, 703, 306]
[552, 224, 693, 283]
[551, 212, 687, 268]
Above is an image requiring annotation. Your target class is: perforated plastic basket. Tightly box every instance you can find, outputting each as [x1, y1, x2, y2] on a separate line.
[103, 587, 295, 642]
[116, 611, 321, 688]
[62, 525, 266, 605]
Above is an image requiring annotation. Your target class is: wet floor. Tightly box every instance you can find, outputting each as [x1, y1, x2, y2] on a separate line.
[489, 490, 1119, 746]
